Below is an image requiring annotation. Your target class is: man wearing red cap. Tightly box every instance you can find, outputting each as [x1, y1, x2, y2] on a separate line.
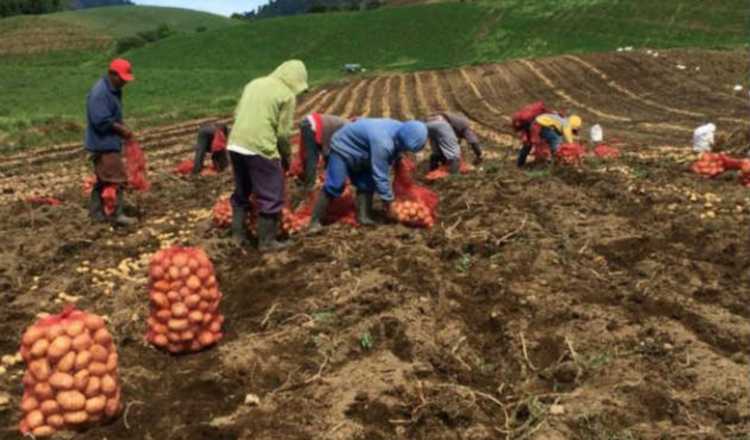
[84, 58, 137, 225]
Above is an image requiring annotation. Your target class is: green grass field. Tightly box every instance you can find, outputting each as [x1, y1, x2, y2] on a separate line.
[0, 0, 746, 150]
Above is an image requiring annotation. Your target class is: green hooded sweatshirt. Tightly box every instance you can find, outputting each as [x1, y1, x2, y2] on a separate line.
[228, 60, 308, 159]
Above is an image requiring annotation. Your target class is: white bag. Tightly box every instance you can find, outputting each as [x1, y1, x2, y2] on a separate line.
[693, 123, 716, 152]
[590, 124, 603, 143]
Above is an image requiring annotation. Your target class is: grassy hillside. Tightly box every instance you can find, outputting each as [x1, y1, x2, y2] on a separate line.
[48, 5, 238, 37]
[0, 0, 746, 150]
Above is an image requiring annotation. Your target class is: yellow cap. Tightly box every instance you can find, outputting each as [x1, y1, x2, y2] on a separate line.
[569, 115, 582, 130]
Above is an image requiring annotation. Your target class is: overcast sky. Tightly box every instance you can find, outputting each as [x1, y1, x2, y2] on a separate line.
[134, 1, 267, 16]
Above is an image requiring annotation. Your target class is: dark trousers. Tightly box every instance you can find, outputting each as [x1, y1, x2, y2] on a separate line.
[230, 151, 285, 215]
[300, 119, 322, 190]
[192, 125, 214, 174]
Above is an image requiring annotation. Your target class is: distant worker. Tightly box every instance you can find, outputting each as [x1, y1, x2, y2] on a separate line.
[191, 122, 230, 175]
[513, 101, 582, 167]
[425, 112, 483, 174]
[308, 118, 428, 232]
[227, 60, 308, 251]
[299, 112, 348, 193]
[84, 58, 137, 226]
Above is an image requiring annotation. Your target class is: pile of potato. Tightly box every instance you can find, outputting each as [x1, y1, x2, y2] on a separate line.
[19, 307, 121, 437]
[146, 247, 224, 354]
[281, 208, 309, 235]
[391, 200, 435, 228]
[556, 143, 587, 165]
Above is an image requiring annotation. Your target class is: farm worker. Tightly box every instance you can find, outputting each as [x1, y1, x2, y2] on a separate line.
[84, 58, 137, 226]
[425, 112, 483, 173]
[308, 118, 428, 232]
[518, 113, 583, 167]
[227, 60, 308, 251]
[299, 112, 349, 192]
[191, 122, 230, 175]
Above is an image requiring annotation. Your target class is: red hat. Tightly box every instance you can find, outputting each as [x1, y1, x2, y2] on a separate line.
[109, 58, 134, 82]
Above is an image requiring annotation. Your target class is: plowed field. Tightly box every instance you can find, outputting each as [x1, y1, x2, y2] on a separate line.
[0, 49, 748, 439]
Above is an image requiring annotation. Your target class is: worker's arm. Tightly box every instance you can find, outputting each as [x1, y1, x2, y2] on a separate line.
[276, 95, 296, 165]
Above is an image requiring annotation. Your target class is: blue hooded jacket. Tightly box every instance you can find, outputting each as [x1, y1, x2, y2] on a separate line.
[330, 118, 427, 201]
[85, 76, 124, 153]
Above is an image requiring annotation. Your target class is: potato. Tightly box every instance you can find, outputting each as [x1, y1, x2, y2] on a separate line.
[72, 333, 93, 352]
[48, 372, 74, 390]
[167, 343, 183, 354]
[101, 374, 117, 396]
[185, 295, 201, 309]
[20, 395, 39, 412]
[45, 324, 65, 340]
[156, 309, 172, 322]
[89, 344, 109, 363]
[106, 353, 118, 373]
[199, 289, 212, 300]
[186, 276, 201, 291]
[47, 335, 72, 359]
[202, 313, 213, 324]
[196, 267, 211, 281]
[32, 426, 55, 437]
[57, 390, 86, 411]
[63, 411, 88, 425]
[29, 358, 51, 381]
[26, 409, 45, 430]
[188, 258, 200, 271]
[22, 326, 45, 347]
[190, 340, 202, 351]
[152, 280, 170, 292]
[168, 266, 180, 280]
[40, 400, 60, 416]
[30, 338, 49, 358]
[23, 371, 36, 388]
[179, 266, 191, 279]
[151, 322, 168, 335]
[88, 362, 108, 377]
[65, 320, 85, 337]
[179, 331, 195, 342]
[168, 319, 189, 332]
[172, 253, 188, 267]
[179, 287, 191, 298]
[209, 321, 222, 333]
[150, 265, 165, 280]
[171, 303, 188, 319]
[93, 328, 113, 346]
[188, 310, 204, 324]
[151, 292, 170, 309]
[167, 332, 181, 343]
[206, 276, 217, 287]
[85, 395, 107, 414]
[56, 351, 76, 373]
[84, 376, 101, 398]
[33, 382, 54, 400]
[152, 334, 168, 347]
[75, 350, 92, 370]
[105, 395, 120, 417]
[198, 331, 214, 346]
[47, 414, 65, 429]
[167, 290, 181, 303]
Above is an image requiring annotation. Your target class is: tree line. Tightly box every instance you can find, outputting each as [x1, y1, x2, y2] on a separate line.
[0, 0, 132, 18]
[232, 0, 383, 20]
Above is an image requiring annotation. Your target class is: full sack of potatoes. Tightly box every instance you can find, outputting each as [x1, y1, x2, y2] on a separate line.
[19, 306, 121, 437]
[146, 247, 225, 354]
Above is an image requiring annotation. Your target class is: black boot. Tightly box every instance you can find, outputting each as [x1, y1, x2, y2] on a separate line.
[257, 214, 290, 252]
[231, 207, 249, 246]
[447, 159, 461, 175]
[517, 144, 532, 168]
[308, 192, 330, 234]
[112, 189, 136, 226]
[89, 185, 106, 223]
[356, 191, 376, 226]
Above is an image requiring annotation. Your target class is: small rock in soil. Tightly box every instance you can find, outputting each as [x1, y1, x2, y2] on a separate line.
[553, 361, 578, 383]
[549, 404, 565, 415]
[0, 392, 10, 407]
[244, 393, 260, 406]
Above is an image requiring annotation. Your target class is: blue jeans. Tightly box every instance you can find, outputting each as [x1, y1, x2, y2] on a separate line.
[540, 127, 562, 153]
[323, 152, 374, 198]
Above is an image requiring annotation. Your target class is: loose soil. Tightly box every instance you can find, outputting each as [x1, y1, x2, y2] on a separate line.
[0, 49, 748, 440]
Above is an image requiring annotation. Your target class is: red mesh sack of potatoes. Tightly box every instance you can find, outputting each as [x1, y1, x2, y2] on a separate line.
[393, 157, 438, 228]
[124, 141, 149, 191]
[18, 306, 121, 438]
[719, 154, 745, 171]
[691, 153, 726, 178]
[425, 161, 474, 181]
[284, 186, 358, 234]
[174, 159, 217, 176]
[212, 197, 257, 232]
[81, 176, 117, 216]
[287, 133, 306, 179]
[146, 247, 224, 354]
[593, 143, 620, 159]
[556, 143, 587, 165]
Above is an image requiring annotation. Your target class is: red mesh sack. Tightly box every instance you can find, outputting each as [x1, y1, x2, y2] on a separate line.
[212, 197, 257, 232]
[283, 186, 358, 234]
[287, 133, 306, 179]
[124, 141, 149, 191]
[425, 161, 474, 181]
[720, 154, 745, 171]
[556, 143, 586, 166]
[146, 247, 224, 354]
[18, 306, 121, 437]
[81, 176, 116, 216]
[210, 129, 227, 153]
[512, 101, 547, 134]
[393, 157, 438, 228]
[174, 159, 217, 176]
[26, 197, 62, 206]
[691, 153, 726, 178]
[593, 143, 620, 159]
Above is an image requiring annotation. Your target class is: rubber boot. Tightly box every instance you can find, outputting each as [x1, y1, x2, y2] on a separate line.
[517, 144, 532, 168]
[308, 192, 330, 234]
[231, 207, 249, 246]
[447, 159, 461, 175]
[257, 214, 291, 252]
[192, 144, 208, 176]
[470, 143, 483, 165]
[112, 189, 136, 226]
[356, 192, 376, 226]
[88, 185, 106, 223]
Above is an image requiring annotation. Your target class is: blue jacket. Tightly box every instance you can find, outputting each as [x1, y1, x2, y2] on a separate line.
[85, 76, 124, 153]
[330, 118, 427, 201]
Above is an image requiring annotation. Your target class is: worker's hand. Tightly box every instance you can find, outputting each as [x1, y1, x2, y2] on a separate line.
[114, 123, 134, 140]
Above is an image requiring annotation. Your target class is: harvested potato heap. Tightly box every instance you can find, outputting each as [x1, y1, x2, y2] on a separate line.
[146, 247, 224, 354]
[19, 307, 121, 437]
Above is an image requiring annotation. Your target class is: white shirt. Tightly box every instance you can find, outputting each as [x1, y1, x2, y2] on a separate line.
[227, 144, 257, 156]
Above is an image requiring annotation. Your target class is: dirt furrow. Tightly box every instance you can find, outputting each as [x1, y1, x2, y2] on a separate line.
[341, 78, 370, 119]
[397, 74, 415, 120]
[411, 72, 431, 118]
[458, 67, 510, 122]
[296, 88, 330, 117]
[381, 76, 393, 118]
